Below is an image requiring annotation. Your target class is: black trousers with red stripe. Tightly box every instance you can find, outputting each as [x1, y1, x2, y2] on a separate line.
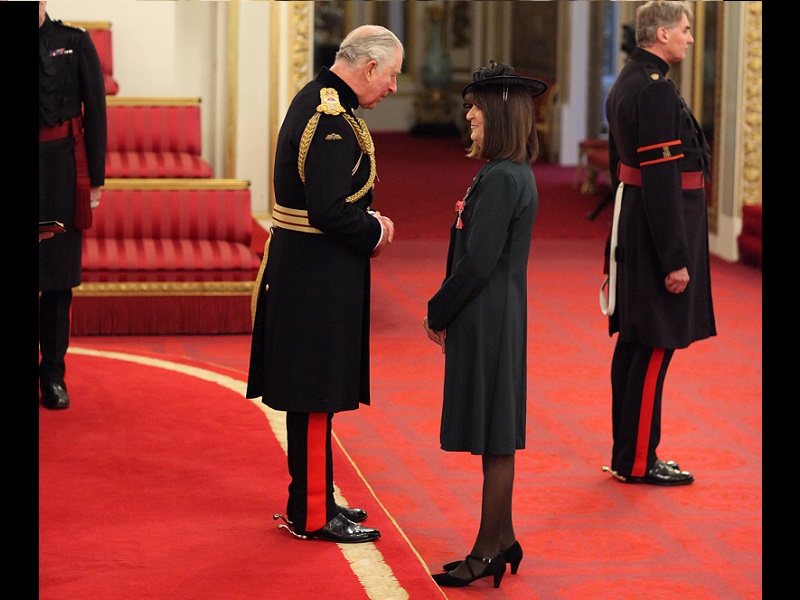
[610, 340, 675, 477]
[285, 411, 336, 534]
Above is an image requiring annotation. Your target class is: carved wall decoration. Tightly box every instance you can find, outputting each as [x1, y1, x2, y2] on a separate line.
[291, 2, 313, 96]
[740, 1, 762, 209]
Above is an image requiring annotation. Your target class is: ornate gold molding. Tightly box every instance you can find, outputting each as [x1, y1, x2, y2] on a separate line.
[740, 1, 762, 209]
[74, 281, 254, 297]
[63, 21, 112, 30]
[291, 2, 313, 96]
[225, 0, 240, 179]
[106, 97, 201, 107]
[102, 178, 250, 191]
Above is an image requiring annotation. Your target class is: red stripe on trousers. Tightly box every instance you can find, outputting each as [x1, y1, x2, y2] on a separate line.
[632, 348, 665, 477]
[306, 413, 328, 531]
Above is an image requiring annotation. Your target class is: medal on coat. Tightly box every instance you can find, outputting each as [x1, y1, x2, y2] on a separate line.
[455, 186, 471, 229]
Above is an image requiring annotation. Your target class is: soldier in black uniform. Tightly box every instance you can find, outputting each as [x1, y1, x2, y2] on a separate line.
[39, 1, 107, 409]
[601, 1, 715, 486]
[247, 25, 402, 543]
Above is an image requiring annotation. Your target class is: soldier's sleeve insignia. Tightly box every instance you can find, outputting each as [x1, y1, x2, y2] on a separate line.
[317, 88, 346, 116]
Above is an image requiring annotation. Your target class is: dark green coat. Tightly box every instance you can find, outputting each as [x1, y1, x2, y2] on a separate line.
[428, 159, 537, 454]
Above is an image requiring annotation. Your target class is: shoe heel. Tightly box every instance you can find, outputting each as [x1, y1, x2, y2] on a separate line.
[503, 540, 523, 575]
[492, 568, 505, 588]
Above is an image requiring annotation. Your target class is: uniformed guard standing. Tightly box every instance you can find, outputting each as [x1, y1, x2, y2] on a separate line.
[601, 1, 715, 486]
[247, 25, 402, 543]
[39, 1, 107, 409]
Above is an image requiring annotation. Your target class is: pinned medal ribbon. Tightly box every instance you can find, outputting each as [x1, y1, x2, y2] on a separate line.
[455, 200, 465, 229]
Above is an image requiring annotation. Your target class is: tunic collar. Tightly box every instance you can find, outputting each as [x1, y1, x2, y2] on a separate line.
[631, 47, 670, 77]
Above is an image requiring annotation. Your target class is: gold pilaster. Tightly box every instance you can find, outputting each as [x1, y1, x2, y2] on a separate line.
[740, 1, 762, 210]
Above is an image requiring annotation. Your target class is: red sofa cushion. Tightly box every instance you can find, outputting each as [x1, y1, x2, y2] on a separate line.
[105, 101, 213, 178]
[83, 185, 261, 274]
[106, 103, 203, 154]
[106, 151, 213, 178]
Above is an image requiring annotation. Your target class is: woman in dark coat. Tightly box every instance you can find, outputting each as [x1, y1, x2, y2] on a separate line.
[423, 61, 547, 589]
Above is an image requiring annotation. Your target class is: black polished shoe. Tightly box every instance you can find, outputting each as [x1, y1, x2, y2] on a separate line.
[41, 382, 70, 410]
[622, 459, 694, 486]
[303, 513, 380, 543]
[443, 540, 523, 574]
[433, 554, 506, 589]
[337, 504, 367, 523]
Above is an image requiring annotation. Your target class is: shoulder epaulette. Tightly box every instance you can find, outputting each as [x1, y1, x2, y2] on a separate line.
[643, 63, 662, 82]
[316, 88, 346, 116]
[54, 19, 86, 32]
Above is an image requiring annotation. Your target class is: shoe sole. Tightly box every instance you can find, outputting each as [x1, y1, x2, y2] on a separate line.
[622, 476, 694, 486]
[308, 533, 381, 543]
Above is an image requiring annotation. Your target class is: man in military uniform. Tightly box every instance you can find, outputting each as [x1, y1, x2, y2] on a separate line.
[247, 25, 402, 543]
[39, 1, 107, 409]
[602, 1, 715, 486]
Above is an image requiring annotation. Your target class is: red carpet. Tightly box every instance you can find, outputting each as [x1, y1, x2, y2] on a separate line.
[41, 238, 762, 599]
[370, 132, 613, 241]
[40, 134, 761, 599]
[39, 349, 443, 600]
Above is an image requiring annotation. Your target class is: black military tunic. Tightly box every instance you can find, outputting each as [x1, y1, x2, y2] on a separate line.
[605, 47, 716, 349]
[246, 67, 383, 413]
[39, 14, 107, 291]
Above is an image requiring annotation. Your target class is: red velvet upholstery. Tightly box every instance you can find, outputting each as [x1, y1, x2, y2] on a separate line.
[737, 203, 762, 270]
[82, 184, 261, 280]
[580, 147, 610, 194]
[105, 101, 213, 178]
[105, 151, 213, 179]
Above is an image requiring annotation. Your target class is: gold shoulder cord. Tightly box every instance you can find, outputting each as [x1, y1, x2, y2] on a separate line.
[298, 88, 376, 203]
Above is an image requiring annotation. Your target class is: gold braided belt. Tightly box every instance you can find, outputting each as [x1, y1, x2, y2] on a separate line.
[271, 204, 323, 234]
[251, 203, 323, 326]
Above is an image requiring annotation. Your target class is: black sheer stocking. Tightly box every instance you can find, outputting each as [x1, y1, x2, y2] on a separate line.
[449, 453, 516, 578]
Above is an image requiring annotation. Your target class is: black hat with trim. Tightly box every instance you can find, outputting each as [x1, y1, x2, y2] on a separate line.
[462, 60, 548, 99]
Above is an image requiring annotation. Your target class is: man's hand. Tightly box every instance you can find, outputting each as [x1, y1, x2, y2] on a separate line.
[90, 186, 102, 209]
[370, 211, 394, 257]
[664, 267, 689, 294]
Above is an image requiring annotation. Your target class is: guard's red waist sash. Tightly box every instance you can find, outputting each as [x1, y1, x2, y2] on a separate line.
[38, 116, 92, 229]
[39, 122, 71, 141]
[618, 163, 704, 190]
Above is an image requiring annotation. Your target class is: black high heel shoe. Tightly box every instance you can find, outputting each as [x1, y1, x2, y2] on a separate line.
[442, 540, 523, 574]
[432, 553, 506, 588]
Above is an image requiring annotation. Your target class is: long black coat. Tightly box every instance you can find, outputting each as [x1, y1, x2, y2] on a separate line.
[246, 68, 383, 413]
[39, 15, 107, 291]
[605, 48, 716, 349]
[427, 159, 537, 454]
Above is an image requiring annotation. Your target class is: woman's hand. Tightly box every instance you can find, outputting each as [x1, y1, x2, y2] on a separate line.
[423, 316, 446, 354]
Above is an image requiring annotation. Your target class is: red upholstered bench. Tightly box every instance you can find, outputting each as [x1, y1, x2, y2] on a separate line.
[737, 203, 762, 270]
[105, 97, 214, 179]
[65, 21, 120, 95]
[582, 146, 611, 195]
[574, 138, 608, 188]
[73, 178, 268, 335]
